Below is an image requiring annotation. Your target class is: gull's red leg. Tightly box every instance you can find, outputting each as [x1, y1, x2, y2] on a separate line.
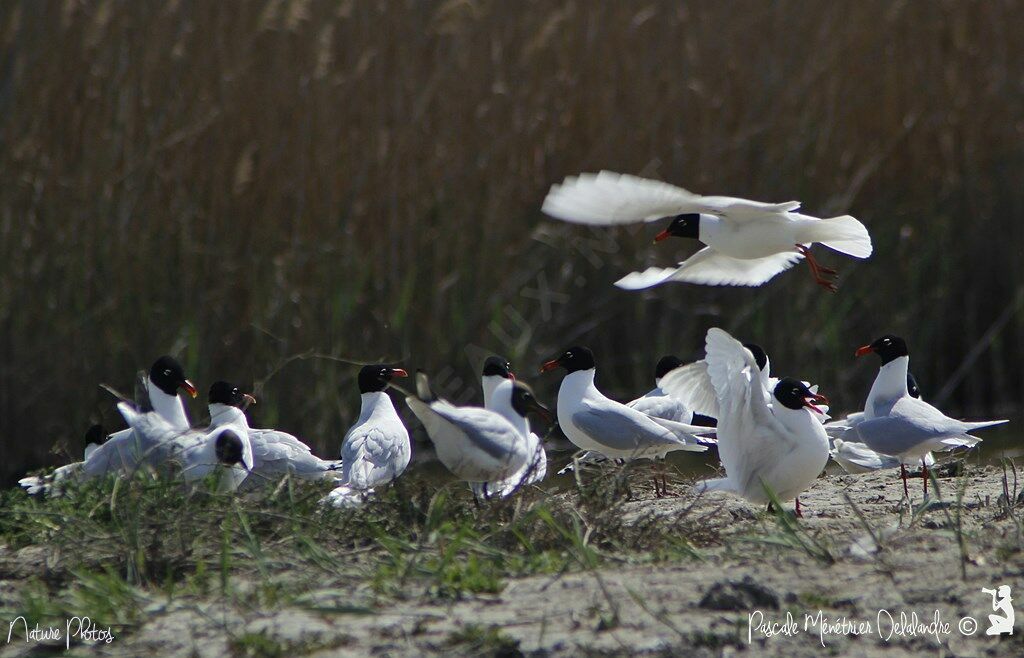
[795, 497, 803, 518]
[900, 463, 910, 499]
[795, 244, 838, 292]
[922, 460, 929, 498]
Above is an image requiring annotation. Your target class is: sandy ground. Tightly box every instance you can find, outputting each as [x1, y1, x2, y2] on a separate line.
[3, 464, 1023, 657]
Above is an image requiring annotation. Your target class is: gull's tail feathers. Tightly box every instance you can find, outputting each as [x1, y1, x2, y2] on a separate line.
[960, 418, 1008, 433]
[320, 485, 374, 509]
[802, 215, 873, 258]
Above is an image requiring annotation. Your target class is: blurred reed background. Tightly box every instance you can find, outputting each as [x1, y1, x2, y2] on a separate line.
[2, 0, 1022, 485]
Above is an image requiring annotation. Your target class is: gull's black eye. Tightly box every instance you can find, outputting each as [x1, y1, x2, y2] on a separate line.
[164, 369, 172, 377]
[380, 369, 387, 377]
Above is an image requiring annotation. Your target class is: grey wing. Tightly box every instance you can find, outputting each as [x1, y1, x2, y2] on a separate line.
[627, 395, 690, 423]
[248, 430, 334, 482]
[571, 404, 686, 455]
[428, 404, 522, 461]
[846, 397, 979, 457]
[846, 416, 943, 456]
[658, 360, 718, 417]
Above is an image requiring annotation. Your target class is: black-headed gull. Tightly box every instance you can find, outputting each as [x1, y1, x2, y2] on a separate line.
[542, 171, 872, 291]
[322, 365, 411, 508]
[695, 328, 830, 516]
[540, 346, 711, 464]
[116, 382, 254, 492]
[481, 355, 515, 407]
[204, 382, 341, 491]
[19, 356, 198, 495]
[828, 372, 935, 475]
[406, 372, 546, 487]
[659, 341, 829, 423]
[472, 356, 548, 499]
[627, 355, 718, 426]
[831, 334, 1007, 498]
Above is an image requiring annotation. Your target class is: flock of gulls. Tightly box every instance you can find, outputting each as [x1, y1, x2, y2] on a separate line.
[20, 171, 1009, 515]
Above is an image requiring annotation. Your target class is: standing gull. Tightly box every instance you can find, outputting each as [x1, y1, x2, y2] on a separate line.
[472, 356, 548, 499]
[541, 346, 711, 467]
[695, 328, 830, 516]
[830, 335, 1007, 498]
[406, 373, 546, 487]
[322, 365, 411, 508]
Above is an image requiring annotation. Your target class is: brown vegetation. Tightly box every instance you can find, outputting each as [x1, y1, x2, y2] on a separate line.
[2, 1, 1022, 484]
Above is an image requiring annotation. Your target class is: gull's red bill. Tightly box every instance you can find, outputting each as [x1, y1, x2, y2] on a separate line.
[181, 380, 198, 398]
[540, 359, 560, 373]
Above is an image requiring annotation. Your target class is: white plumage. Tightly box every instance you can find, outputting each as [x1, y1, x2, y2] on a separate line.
[543, 347, 711, 460]
[407, 375, 531, 484]
[694, 328, 830, 509]
[542, 171, 872, 289]
[322, 366, 412, 508]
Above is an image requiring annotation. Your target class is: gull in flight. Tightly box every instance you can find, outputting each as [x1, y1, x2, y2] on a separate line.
[542, 171, 872, 291]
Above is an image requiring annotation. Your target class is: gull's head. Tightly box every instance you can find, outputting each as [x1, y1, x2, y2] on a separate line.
[510, 381, 552, 422]
[358, 364, 409, 393]
[482, 355, 514, 381]
[742, 343, 769, 372]
[855, 334, 908, 365]
[654, 213, 700, 243]
[541, 346, 595, 374]
[773, 378, 828, 414]
[214, 430, 247, 467]
[654, 355, 683, 381]
[208, 381, 256, 410]
[150, 355, 197, 398]
[907, 372, 921, 399]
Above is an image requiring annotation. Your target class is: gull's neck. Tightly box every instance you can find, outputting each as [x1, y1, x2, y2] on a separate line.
[359, 391, 398, 422]
[148, 378, 190, 430]
[209, 403, 250, 431]
[481, 375, 505, 408]
[772, 402, 825, 443]
[557, 369, 600, 414]
[488, 379, 530, 437]
[697, 213, 722, 243]
[866, 355, 909, 415]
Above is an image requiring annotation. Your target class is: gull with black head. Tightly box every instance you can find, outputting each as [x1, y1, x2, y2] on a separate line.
[542, 171, 872, 291]
[471, 355, 548, 499]
[116, 380, 254, 492]
[406, 371, 548, 491]
[695, 328, 830, 516]
[541, 346, 710, 495]
[830, 334, 1007, 498]
[19, 355, 199, 495]
[322, 365, 411, 508]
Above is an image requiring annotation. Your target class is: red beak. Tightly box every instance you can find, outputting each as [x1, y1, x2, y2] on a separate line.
[509, 372, 516, 382]
[653, 229, 672, 243]
[803, 392, 829, 414]
[540, 359, 561, 373]
[855, 345, 874, 357]
[180, 380, 198, 398]
[391, 368, 409, 378]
